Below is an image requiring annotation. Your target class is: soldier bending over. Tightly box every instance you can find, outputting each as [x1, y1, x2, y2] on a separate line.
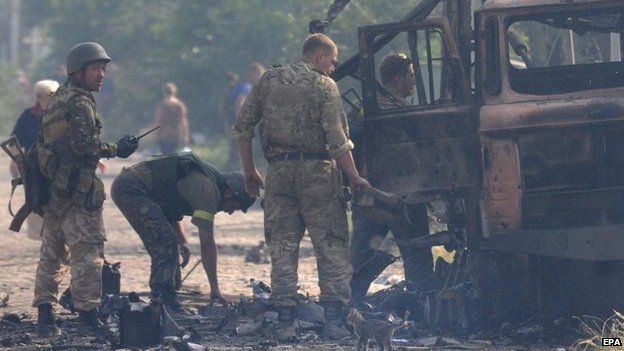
[111, 153, 255, 310]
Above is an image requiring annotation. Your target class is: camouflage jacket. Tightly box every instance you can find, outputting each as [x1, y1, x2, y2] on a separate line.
[38, 81, 117, 171]
[377, 85, 410, 110]
[233, 59, 354, 159]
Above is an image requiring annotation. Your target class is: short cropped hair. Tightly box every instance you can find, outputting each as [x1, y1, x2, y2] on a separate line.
[162, 82, 178, 97]
[302, 33, 337, 58]
[34, 80, 60, 97]
[379, 54, 412, 86]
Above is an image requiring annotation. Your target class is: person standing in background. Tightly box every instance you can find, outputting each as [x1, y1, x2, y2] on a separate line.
[225, 63, 265, 171]
[152, 82, 190, 154]
[9, 79, 60, 240]
[219, 72, 241, 171]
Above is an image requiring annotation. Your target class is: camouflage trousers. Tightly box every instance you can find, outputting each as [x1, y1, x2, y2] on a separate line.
[111, 169, 181, 296]
[33, 200, 105, 311]
[264, 160, 352, 307]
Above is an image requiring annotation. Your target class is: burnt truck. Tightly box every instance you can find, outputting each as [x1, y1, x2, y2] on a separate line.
[331, 0, 624, 325]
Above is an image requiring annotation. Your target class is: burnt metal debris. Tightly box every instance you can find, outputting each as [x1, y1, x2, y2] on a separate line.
[59, 260, 121, 314]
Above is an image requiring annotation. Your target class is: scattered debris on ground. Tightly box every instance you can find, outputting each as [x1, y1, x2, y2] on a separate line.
[0, 278, 586, 350]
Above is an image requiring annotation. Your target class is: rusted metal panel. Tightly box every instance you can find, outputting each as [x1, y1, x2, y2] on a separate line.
[479, 95, 624, 133]
[477, 224, 624, 260]
[481, 138, 522, 236]
[522, 187, 624, 230]
[364, 103, 479, 202]
[519, 129, 596, 192]
[368, 135, 477, 198]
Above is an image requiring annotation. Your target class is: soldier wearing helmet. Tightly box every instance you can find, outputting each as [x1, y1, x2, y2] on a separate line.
[111, 152, 256, 310]
[33, 42, 139, 337]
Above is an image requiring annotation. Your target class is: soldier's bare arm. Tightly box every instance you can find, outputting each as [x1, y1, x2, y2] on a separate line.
[67, 96, 116, 158]
[198, 224, 227, 305]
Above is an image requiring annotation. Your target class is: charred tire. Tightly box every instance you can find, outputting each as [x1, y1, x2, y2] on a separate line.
[464, 250, 536, 332]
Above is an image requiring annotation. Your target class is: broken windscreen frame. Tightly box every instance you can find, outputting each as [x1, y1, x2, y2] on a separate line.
[368, 27, 461, 113]
[506, 7, 624, 95]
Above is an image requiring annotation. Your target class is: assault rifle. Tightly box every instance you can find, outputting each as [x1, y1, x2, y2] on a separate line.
[2, 127, 159, 232]
[1, 136, 42, 232]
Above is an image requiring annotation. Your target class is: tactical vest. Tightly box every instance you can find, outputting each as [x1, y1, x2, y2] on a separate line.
[34, 83, 105, 210]
[145, 152, 226, 221]
[37, 83, 102, 172]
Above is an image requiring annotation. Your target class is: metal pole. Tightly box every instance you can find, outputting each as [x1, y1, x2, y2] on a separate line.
[610, 33, 621, 62]
[181, 259, 202, 284]
[10, 0, 20, 66]
[568, 29, 576, 65]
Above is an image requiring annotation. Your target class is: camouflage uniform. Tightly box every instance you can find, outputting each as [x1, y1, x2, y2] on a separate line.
[33, 81, 117, 311]
[111, 154, 224, 297]
[233, 59, 354, 307]
[377, 86, 410, 109]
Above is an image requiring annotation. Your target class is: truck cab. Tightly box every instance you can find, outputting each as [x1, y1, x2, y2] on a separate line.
[353, 0, 624, 320]
[357, 0, 624, 260]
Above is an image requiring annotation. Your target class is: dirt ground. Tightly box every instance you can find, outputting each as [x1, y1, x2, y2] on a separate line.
[0, 152, 413, 350]
[0, 151, 577, 351]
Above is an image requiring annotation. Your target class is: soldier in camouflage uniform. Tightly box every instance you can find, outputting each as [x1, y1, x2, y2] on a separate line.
[33, 42, 139, 337]
[111, 153, 256, 310]
[233, 33, 370, 341]
[350, 54, 435, 300]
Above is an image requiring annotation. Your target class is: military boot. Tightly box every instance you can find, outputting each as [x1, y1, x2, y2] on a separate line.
[77, 309, 104, 333]
[275, 306, 298, 343]
[37, 303, 61, 338]
[322, 301, 351, 340]
[160, 289, 183, 312]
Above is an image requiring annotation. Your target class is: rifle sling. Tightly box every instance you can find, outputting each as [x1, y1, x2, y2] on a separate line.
[8, 177, 23, 217]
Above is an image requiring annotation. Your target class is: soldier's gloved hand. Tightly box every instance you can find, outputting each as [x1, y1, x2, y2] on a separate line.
[116, 135, 138, 159]
[179, 243, 191, 268]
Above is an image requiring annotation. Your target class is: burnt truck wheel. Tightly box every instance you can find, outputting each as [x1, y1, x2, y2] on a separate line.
[535, 258, 624, 318]
[464, 250, 536, 332]
[465, 251, 624, 333]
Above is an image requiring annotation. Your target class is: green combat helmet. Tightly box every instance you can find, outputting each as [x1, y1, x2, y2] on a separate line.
[223, 172, 256, 212]
[66, 42, 111, 75]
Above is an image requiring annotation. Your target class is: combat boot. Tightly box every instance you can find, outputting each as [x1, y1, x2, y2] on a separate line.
[160, 289, 183, 312]
[275, 306, 298, 343]
[77, 309, 104, 333]
[322, 301, 351, 340]
[37, 303, 61, 338]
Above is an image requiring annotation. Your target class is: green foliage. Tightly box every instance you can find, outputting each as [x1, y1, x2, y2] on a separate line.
[191, 141, 229, 171]
[0, 64, 29, 136]
[23, 0, 438, 140]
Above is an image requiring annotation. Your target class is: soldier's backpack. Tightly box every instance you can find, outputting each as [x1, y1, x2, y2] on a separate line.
[1, 136, 49, 232]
